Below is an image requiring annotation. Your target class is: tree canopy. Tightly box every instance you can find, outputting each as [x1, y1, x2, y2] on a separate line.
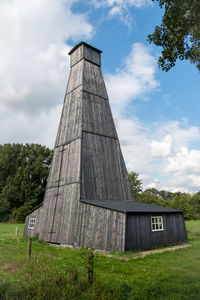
[128, 172, 143, 200]
[148, 0, 200, 71]
[128, 172, 200, 220]
[0, 144, 53, 222]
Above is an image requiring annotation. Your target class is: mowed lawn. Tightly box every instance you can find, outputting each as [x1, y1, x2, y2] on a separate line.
[0, 221, 200, 299]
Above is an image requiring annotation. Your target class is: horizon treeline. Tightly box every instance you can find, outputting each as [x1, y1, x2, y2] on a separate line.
[129, 172, 200, 220]
[0, 143, 200, 222]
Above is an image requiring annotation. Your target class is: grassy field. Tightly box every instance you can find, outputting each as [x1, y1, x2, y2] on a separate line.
[0, 221, 200, 299]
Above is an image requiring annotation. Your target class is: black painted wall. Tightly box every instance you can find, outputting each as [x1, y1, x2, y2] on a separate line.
[125, 212, 188, 251]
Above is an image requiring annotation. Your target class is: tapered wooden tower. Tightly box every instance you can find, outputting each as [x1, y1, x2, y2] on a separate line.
[24, 42, 187, 251]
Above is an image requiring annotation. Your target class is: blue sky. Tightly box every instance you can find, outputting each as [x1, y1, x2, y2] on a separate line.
[0, 0, 200, 193]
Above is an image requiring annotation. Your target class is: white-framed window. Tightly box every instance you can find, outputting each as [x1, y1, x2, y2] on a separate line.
[28, 217, 36, 229]
[151, 216, 164, 232]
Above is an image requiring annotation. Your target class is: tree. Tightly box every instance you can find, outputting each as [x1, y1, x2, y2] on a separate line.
[191, 192, 200, 218]
[129, 172, 143, 200]
[0, 144, 53, 222]
[170, 193, 194, 220]
[148, 0, 200, 71]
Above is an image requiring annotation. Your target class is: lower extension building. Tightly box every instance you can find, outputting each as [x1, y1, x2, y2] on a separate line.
[24, 42, 187, 251]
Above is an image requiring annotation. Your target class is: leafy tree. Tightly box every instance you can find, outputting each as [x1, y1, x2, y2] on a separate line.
[0, 144, 53, 222]
[129, 172, 143, 200]
[170, 193, 194, 220]
[128, 170, 198, 220]
[191, 192, 200, 217]
[148, 0, 200, 71]
[158, 190, 174, 200]
[138, 190, 162, 206]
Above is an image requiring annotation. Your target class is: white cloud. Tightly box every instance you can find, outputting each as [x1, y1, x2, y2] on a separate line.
[0, 0, 93, 145]
[166, 147, 200, 174]
[106, 43, 159, 115]
[150, 135, 173, 158]
[91, 0, 152, 26]
[103, 42, 196, 193]
[117, 118, 200, 193]
[92, 0, 152, 10]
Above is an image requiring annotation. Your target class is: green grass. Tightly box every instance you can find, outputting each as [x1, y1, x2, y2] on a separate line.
[0, 221, 200, 299]
[0, 223, 24, 238]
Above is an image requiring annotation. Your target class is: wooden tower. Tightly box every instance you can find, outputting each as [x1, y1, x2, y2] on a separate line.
[24, 42, 187, 251]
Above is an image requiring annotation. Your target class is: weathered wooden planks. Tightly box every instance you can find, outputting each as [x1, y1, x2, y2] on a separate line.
[82, 60, 108, 99]
[23, 205, 43, 238]
[24, 41, 187, 252]
[81, 132, 134, 201]
[126, 212, 188, 251]
[82, 91, 117, 138]
[70, 42, 101, 68]
[55, 88, 82, 147]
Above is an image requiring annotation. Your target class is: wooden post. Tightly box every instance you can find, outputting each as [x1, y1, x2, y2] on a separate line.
[27, 238, 32, 261]
[195, 223, 197, 234]
[15, 227, 18, 237]
[87, 250, 94, 286]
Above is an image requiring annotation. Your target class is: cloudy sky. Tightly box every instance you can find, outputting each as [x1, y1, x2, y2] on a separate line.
[1, 0, 200, 193]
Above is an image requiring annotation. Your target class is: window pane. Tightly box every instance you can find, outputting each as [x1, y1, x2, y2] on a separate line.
[28, 218, 36, 229]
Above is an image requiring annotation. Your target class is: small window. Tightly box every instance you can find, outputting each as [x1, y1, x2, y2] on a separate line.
[28, 218, 36, 229]
[151, 216, 164, 232]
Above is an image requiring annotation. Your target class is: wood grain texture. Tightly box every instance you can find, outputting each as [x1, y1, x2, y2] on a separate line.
[82, 91, 117, 138]
[24, 42, 187, 252]
[126, 212, 188, 251]
[81, 132, 134, 201]
[23, 205, 43, 238]
[82, 60, 108, 99]
[70, 43, 101, 68]
[66, 61, 83, 94]
[78, 203, 126, 251]
[55, 88, 82, 147]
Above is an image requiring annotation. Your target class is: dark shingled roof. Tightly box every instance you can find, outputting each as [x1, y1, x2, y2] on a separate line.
[81, 200, 182, 213]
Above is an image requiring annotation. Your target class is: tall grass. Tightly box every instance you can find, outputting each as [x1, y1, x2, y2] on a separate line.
[0, 221, 200, 299]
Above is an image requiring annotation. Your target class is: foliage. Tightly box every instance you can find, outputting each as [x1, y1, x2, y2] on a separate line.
[0, 222, 200, 299]
[0, 144, 53, 222]
[128, 172, 143, 200]
[148, 0, 200, 71]
[129, 171, 200, 220]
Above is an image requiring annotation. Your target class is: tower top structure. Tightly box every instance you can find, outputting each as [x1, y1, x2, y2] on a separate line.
[68, 41, 102, 67]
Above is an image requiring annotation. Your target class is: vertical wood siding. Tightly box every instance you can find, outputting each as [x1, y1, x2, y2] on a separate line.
[82, 92, 117, 138]
[82, 60, 108, 99]
[23, 206, 43, 238]
[55, 88, 82, 148]
[81, 132, 134, 201]
[25, 43, 190, 253]
[24, 42, 135, 249]
[59, 202, 126, 251]
[126, 212, 188, 251]
[70, 44, 101, 68]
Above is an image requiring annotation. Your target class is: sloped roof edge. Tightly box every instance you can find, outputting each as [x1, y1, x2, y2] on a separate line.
[25, 203, 43, 217]
[80, 200, 182, 213]
[68, 41, 103, 55]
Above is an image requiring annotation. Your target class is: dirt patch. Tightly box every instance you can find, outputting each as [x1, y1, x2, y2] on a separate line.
[1, 263, 20, 273]
[49, 242, 191, 260]
[98, 243, 192, 261]
[46, 253, 57, 258]
[139, 243, 191, 258]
